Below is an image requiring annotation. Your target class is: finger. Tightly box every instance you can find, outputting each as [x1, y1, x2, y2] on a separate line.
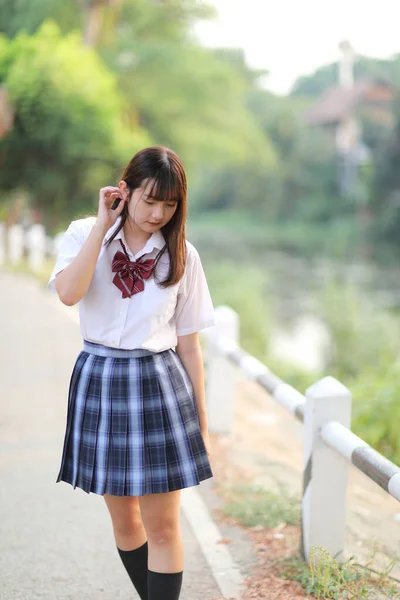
[106, 192, 122, 206]
[116, 197, 127, 213]
[102, 187, 121, 198]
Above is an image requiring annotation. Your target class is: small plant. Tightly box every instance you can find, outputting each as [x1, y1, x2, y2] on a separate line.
[220, 483, 300, 529]
[281, 546, 400, 599]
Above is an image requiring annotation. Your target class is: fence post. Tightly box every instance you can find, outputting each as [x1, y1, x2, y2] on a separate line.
[53, 231, 66, 256]
[8, 224, 24, 264]
[0, 222, 5, 265]
[206, 305, 239, 435]
[302, 376, 351, 562]
[27, 224, 46, 271]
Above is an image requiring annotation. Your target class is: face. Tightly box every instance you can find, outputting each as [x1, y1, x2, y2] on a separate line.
[120, 178, 178, 235]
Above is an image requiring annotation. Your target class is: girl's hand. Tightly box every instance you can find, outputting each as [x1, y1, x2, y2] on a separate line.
[96, 186, 128, 233]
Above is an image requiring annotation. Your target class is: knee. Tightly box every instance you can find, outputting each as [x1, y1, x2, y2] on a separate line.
[146, 518, 179, 545]
[112, 513, 143, 538]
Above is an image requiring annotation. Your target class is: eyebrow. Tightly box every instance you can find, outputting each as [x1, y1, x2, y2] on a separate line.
[144, 194, 178, 202]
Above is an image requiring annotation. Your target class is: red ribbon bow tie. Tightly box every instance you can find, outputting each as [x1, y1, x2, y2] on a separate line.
[112, 251, 156, 299]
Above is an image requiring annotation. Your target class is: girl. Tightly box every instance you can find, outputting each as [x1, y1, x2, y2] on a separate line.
[48, 146, 216, 600]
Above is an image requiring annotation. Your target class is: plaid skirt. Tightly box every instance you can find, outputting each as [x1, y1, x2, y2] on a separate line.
[56, 340, 213, 496]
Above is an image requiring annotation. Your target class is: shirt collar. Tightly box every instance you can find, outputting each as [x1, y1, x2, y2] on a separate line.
[109, 217, 166, 255]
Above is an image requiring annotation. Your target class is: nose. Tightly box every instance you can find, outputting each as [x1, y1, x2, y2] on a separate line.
[151, 204, 164, 221]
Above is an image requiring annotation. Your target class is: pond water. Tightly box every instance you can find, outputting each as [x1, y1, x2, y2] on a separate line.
[189, 225, 400, 372]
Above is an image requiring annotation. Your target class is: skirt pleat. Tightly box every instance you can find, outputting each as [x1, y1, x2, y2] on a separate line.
[108, 359, 129, 496]
[156, 352, 200, 488]
[56, 341, 213, 496]
[125, 357, 145, 494]
[93, 356, 113, 493]
[57, 352, 93, 488]
[73, 355, 95, 489]
[76, 356, 101, 491]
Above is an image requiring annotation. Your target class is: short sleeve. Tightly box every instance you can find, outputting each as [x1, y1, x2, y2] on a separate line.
[175, 244, 216, 336]
[47, 220, 85, 293]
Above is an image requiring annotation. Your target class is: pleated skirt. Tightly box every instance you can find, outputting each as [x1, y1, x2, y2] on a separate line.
[56, 340, 213, 496]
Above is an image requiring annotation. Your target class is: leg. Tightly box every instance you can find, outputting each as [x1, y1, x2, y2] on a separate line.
[104, 494, 148, 599]
[139, 490, 183, 600]
[138, 489, 183, 573]
[104, 494, 147, 550]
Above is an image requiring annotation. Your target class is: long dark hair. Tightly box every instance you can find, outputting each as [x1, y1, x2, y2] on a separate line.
[106, 146, 187, 287]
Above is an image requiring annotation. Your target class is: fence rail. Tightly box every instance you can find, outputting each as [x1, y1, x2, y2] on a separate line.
[204, 305, 400, 561]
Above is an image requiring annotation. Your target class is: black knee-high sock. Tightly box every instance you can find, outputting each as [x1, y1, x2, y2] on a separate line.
[117, 541, 148, 600]
[147, 569, 183, 600]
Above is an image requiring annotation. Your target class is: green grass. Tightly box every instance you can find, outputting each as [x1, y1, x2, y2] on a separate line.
[219, 483, 300, 529]
[218, 483, 400, 598]
[281, 546, 400, 599]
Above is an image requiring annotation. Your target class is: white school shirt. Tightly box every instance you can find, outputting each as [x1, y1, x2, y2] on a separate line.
[48, 216, 216, 351]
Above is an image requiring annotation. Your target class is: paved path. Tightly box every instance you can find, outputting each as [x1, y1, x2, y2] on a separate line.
[0, 271, 248, 600]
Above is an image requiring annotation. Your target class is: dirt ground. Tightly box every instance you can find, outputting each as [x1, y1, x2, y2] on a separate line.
[206, 374, 400, 599]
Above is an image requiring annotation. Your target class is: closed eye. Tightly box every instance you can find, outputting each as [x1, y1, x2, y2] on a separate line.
[145, 200, 177, 208]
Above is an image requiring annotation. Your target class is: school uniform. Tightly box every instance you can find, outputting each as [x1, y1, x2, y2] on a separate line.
[48, 215, 216, 497]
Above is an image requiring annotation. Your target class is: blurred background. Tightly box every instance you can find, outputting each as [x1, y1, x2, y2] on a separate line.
[1, 0, 400, 463]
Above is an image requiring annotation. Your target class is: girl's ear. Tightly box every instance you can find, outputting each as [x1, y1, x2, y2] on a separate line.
[119, 180, 130, 200]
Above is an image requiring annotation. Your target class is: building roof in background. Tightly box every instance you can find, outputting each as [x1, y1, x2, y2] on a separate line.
[305, 79, 394, 125]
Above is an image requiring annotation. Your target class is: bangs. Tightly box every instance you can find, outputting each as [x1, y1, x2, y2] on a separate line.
[146, 169, 184, 203]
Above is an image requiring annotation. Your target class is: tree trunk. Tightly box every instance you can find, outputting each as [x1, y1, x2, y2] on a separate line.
[80, 0, 123, 48]
[82, 1, 104, 48]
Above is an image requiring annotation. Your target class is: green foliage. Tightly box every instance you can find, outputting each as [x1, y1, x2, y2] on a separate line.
[220, 483, 300, 529]
[369, 96, 400, 249]
[265, 357, 317, 396]
[246, 90, 338, 221]
[204, 259, 271, 359]
[0, 0, 80, 38]
[317, 274, 400, 380]
[2, 0, 400, 242]
[204, 252, 400, 464]
[103, 1, 277, 174]
[290, 55, 397, 98]
[351, 361, 400, 464]
[291, 62, 338, 97]
[282, 547, 400, 599]
[0, 20, 149, 228]
[190, 86, 338, 218]
[312, 275, 400, 463]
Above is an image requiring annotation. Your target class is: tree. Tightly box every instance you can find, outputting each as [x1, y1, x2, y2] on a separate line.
[76, 0, 124, 48]
[0, 21, 149, 229]
[290, 55, 398, 98]
[95, 0, 270, 173]
[0, 0, 81, 38]
[369, 97, 400, 248]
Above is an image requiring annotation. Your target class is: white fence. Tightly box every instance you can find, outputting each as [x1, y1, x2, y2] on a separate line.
[2, 223, 400, 562]
[0, 222, 64, 270]
[204, 306, 400, 562]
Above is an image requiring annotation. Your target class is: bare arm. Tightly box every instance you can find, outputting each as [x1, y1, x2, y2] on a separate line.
[176, 332, 208, 433]
[55, 221, 108, 306]
[55, 185, 128, 306]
